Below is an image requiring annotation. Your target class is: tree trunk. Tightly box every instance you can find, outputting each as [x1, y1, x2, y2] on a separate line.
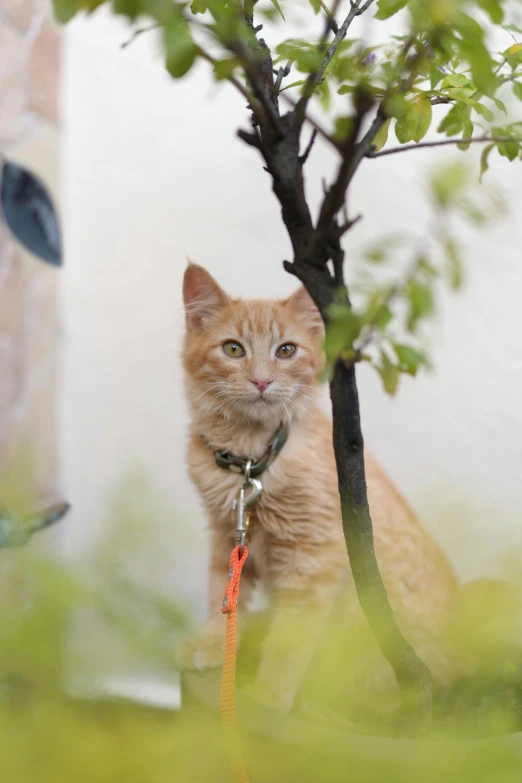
[329, 360, 432, 719]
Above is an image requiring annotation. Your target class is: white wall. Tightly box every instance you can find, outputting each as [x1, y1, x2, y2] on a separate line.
[58, 4, 522, 646]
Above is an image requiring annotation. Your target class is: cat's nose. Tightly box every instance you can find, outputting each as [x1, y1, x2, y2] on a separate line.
[250, 378, 273, 394]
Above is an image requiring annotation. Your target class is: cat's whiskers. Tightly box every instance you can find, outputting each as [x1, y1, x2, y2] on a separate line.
[196, 386, 229, 407]
[198, 395, 230, 418]
[193, 380, 228, 391]
[291, 391, 318, 423]
[287, 396, 311, 423]
[195, 384, 228, 403]
[218, 396, 245, 426]
[280, 399, 294, 428]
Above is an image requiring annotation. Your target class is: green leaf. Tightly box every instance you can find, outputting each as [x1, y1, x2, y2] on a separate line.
[268, 0, 285, 20]
[164, 15, 197, 79]
[494, 127, 521, 161]
[445, 88, 476, 100]
[280, 79, 307, 92]
[381, 61, 398, 86]
[372, 119, 390, 152]
[430, 65, 444, 90]
[443, 237, 463, 290]
[497, 138, 519, 162]
[374, 0, 407, 20]
[393, 344, 426, 376]
[324, 309, 363, 366]
[385, 91, 408, 120]
[374, 303, 393, 330]
[395, 119, 410, 144]
[459, 199, 488, 226]
[307, 0, 321, 13]
[365, 248, 386, 263]
[334, 116, 354, 141]
[53, 0, 105, 23]
[457, 104, 474, 139]
[337, 84, 353, 95]
[506, 44, 522, 71]
[213, 58, 240, 80]
[406, 96, 432, 143]
[437, 105, 464, 137]
[407, 279, 434, 331]
[378, 352, 400, 395]
[418, 258, 439, 279]
[457, 18, 496, 96]
[441, 74, 473, 89]
[513, 82, 522, 102]
[476, 0, 503, 23]
[479, 143, 494, 183]
[190, 0, 207, 13]
[324, 322, 349, 359]
[317, 78, 331, 110]
[330, 49, 359, 81]
[471, 102, 494, 122]
[277, 40, 323, 73]
[112, 0, 174, 22]
[431, 163, 468, 207]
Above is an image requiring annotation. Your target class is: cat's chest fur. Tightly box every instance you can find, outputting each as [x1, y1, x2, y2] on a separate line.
[189, 436, 290, 525]
[186, 424, 331, 542]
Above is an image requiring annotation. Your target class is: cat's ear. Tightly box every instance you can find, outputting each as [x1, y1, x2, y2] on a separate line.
[183, 263, 228, 329]
[286, 285, 323, 335]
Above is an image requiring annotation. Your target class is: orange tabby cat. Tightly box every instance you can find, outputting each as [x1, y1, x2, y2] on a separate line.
[177, 263, 461, 714]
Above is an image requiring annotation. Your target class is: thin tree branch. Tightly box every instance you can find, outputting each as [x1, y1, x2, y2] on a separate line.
[230, 38, 283, 137]
[274, 61, 292, 95]
[299, 129, 318, 164]
[296, 0, 377, 121]
[196, 47, 250, 102]
[358, 0, 377, 11]
[317, 92, 374, 230]
[430, 96, 452, 105]
[237, 128, 262, 148]
[121, 23, 160, 49]
[345, 110, 388, 186]
[337, 211, 362, 237]
[316, 35, 419, 226]
[368, 135, 515, 158]
[317, 0, 339, 33]
[499, 71, 522, 85]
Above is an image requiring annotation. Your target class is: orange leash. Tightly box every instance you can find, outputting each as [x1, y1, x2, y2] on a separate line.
[220, 545, 250, 783]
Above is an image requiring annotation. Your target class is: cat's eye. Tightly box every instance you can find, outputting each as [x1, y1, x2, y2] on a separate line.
[276, 343, 297, 359]
[222, 341, 246, 358]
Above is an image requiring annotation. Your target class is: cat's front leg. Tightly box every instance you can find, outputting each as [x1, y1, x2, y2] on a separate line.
[242, 542, 342, 714]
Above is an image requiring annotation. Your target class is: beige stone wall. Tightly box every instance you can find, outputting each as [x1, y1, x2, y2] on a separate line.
[0, 0, 60, 498]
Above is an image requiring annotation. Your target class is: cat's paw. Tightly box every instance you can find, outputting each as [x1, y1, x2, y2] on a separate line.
[241, 680, 295, 714]
[174, 631, 224, 672]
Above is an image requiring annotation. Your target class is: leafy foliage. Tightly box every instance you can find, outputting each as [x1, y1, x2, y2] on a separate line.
[50, 0, 522, 382]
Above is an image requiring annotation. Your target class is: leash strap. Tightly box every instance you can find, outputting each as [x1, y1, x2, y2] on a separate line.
[220, 545, 250, 783]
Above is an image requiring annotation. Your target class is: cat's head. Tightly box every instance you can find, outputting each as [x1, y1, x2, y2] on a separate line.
[182, 264, 324, 428]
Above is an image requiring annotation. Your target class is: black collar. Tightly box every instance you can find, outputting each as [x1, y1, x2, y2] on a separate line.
[203, 422, 289, 478]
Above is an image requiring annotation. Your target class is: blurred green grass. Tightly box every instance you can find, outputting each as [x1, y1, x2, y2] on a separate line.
[1, 464, 522, 782]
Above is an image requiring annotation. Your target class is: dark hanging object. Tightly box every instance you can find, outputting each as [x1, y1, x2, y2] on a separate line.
[0, 501, 70, 548]
[1, 161, 62, 266]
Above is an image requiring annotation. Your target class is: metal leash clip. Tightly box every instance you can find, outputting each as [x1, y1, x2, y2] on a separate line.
[232, 459, 262, 552]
